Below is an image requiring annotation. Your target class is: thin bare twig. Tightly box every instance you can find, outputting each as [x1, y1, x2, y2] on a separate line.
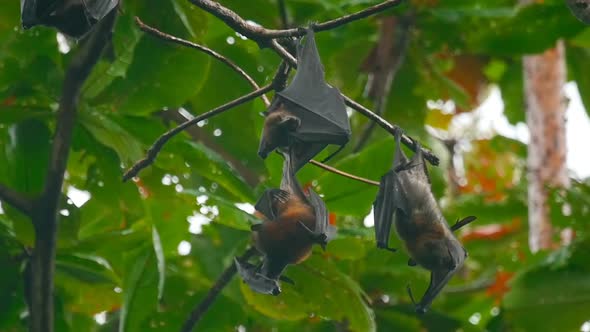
[131, 25, 378, 187]
[309, 160, 379, 186]
[134, 17, 271, 106]
[270, 40, 439, 165]
[181, 247, 258, 332]
[0, 184, 32, 216]
[29, 10, 118, 332]
[123, 84, 273, 181]
[188, 0, 404, 41]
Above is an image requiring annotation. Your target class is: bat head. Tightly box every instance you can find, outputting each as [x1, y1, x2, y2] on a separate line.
[258, 106, 301, 159]
[234, 258, 282, 296]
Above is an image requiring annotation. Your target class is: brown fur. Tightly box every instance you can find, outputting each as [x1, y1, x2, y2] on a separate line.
[253, 188, 317, 278]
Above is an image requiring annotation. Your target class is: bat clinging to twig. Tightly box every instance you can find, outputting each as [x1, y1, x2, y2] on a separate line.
[235, 149, 335, 295]
[373, 130, 476, 314]
[259, 28, 351, 172]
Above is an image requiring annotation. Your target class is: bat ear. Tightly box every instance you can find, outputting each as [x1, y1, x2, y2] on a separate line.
[279, 115, 301, 131]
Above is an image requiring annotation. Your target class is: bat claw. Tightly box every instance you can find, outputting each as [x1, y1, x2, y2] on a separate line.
[279, 275, 295, 285]
[406, 284, 417, 306]
[406, 284, 427, 314]
[275, 190, 290, 204]
[377, 242, 397, 252]
[415, 306, 427, 315]
[298, 221, 329, 249]
[450, 215, 477, 232]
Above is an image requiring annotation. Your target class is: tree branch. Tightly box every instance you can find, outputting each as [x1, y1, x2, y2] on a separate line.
[28, 11, 118, 332]
[188, 0, 404, 41]
[181, 247, 258, 332]
[123, 84, 273, 181]
[0, 184, 32, 216]
[309, 160, 379, 186]
[135, 17, 270, 107]
[186, 1, 438, 165]
[159, 109, 261, 187]
[270, 40, 439, 166]
[129, 24, 379, 187]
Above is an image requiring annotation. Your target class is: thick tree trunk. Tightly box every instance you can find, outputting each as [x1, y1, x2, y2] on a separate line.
[522, 40, 569, 252]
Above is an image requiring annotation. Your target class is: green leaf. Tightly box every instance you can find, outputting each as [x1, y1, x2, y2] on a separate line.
[83, 13, 144, 99]
[78, 110, 145, 165]
[567, 46, 590, 117]
[0, 120, 51, 245]
[498, 61, 525, 125]
[178, 141, 256, 202]
[504, 240, 590, 331]
[54, 253, 121, 315]
[56, 253, 120, 285]
[315, 139, 389, 217]
[241, 255, 376, 331]
[152, 226, 166, 302]
[95, 0, 212, 115]
[119, 245, 159, 332]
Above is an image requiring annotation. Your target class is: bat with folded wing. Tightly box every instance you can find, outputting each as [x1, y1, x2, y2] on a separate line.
[373, 130, 477, 313]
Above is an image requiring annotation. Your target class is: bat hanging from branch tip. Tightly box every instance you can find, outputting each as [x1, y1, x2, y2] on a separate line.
[259, 28, 352, 173]
[372, 130, 477, 314]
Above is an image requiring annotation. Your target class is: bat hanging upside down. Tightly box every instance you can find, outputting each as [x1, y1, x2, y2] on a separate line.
[258, 28, 351, 173]
[235, 150, 334, 295]
[373, 130, 477, 314]
[20, 0, 119, 38]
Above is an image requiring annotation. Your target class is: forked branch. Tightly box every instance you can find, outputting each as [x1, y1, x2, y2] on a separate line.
[131, 19, 382, 187]
[0, 184, 32, 216]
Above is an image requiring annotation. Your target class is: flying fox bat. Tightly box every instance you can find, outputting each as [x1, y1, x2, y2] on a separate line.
[235, 150, 334, 295]
[258, 28, 351, 172]
[373, 131, 476, 314]
[20, 0, 118, 38]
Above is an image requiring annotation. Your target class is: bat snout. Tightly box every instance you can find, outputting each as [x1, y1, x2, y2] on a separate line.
[271, 287, 281, 296]
[258, 144, 271, 159]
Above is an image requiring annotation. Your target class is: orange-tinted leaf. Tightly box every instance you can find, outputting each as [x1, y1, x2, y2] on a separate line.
[486, 271, 515, 304]
[462, 219, 521, 242]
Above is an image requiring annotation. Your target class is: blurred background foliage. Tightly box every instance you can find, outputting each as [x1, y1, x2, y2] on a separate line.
[1, 0, 590, 331]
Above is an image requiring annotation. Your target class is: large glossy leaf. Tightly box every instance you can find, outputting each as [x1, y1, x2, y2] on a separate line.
[503, 240, 590, 331]
[242, 255, 376, 331]
[119, 245, 159, 332]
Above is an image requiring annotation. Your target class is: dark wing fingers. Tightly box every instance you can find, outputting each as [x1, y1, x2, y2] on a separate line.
[86, 0, 119, 21]
[415, 267, 458, 314]
[255, 189, 285, 220]
[308, 188, 328, 235]
[450, 216, 477, 232]
[373, 171, 396, 251]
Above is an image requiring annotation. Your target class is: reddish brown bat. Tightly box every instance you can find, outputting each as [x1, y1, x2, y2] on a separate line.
[373, 130, 476, 313]
[235, 150, 333, 295]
